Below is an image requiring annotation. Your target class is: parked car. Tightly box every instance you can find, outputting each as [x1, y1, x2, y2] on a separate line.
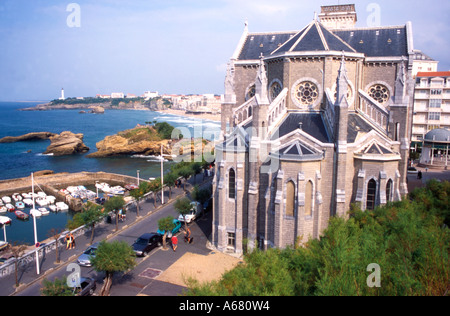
[407, 167, 419, 174]
[77, 242, 99, 267]
[72, 277, 96, 296]
[157, 219, 182, 238]
[178, 201, 203, 224]
[132, 233, 162, 257]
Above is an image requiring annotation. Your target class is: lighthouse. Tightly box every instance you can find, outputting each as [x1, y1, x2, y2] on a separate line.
[60, 88, 65, 100]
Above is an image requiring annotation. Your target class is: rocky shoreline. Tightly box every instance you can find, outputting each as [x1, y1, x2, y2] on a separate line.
[19, 102, 221, 122]
[0, 131, 89, 156]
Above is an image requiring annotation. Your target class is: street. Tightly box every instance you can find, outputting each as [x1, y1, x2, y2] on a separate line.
[2, 175, 214, 296]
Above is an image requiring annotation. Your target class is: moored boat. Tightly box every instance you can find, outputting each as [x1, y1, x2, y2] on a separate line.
[30, 209, 42, 218]
[49, 205, 57, 212]
[1, 196, 11, 204]
[5, 204, 15, 212]
[38, 208, 50, 216]
[15, 210, 29, 220]
[56, 202, 69, 211]
[0, 216, 12, 225]
[15, 201, 25, 209]
[12, 193, 22, 202]
[23, 199, 33, 207]
[0, 206, 7, 213]
[0, 241, 8, 251]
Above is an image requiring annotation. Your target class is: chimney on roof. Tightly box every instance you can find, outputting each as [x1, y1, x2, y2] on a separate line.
[318, 4, 357, 30]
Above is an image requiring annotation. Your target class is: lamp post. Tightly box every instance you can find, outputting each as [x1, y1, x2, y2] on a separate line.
[31, 173, 40, 275]
[161, 145, 164, 205]
[137, 170, 140, 186]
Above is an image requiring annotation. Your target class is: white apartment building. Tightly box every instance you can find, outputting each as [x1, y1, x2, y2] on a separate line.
[412, 72, 450, 143]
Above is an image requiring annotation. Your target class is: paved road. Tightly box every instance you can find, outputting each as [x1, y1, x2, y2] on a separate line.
[1, 174, 213, 296]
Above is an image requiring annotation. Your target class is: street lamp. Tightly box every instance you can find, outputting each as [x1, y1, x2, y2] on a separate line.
[161, 145, 164, 205]
[137, 170, 140, 186]
[31, 173, 40, 275]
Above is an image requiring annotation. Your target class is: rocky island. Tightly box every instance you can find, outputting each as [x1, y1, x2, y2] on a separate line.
[0, 131, 89, 156]
[44, 132, 90, 156]
[87, 123, 210, 159]
[0, 132, 57, 143]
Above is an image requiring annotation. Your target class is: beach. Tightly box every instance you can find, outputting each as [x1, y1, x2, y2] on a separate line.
[156, 108, 221, 122]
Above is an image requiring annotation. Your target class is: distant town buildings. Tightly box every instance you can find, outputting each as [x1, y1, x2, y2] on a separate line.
[412, 71, 450, 143]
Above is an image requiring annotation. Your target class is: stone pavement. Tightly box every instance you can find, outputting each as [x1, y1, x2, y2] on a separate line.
[108, 211, 214, 296]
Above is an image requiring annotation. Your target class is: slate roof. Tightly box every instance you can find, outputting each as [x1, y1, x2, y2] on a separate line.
[333, 26, 408, 57]
[272, 113, 331, 143]
[238, 32, 297, 60]
[236, 21, 409, 60]
[347, 113, 377, 143]
[272, 21, 356, 55]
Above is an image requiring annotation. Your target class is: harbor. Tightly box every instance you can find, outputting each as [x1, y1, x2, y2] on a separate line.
[0, 171, 140, 246]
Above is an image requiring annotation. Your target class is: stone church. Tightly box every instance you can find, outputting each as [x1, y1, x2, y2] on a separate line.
[212, 4, 415, 254]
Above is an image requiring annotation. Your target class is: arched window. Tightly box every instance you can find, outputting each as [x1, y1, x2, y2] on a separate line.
[286, 181, 295, 217]
[386, 179, 393, 203]
[367, 179, 377, 210]
[305, 181, 313, 217]
[228, 169, 236, 199]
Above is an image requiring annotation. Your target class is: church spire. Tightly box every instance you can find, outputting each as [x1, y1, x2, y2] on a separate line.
[255, 54, 269, 104]
[336, 53, 349, 107]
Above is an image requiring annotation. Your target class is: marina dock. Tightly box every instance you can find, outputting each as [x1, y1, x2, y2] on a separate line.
[0, 171, 140, 212]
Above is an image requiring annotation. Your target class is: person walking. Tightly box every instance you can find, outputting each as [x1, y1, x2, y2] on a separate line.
[172, 235, 178, 252]
[66, 233, 71, 250]
[184, 227, 193, 244]
[69, 232, 75, 249]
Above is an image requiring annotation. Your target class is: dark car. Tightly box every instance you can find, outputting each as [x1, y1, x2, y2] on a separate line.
[132, 233, 162, 257]
[72, 277, 96, 296]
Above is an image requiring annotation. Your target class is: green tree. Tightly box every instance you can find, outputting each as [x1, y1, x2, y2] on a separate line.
[191, 162, 203, 184]
[91, 240, 136, 296]
[72, 202, 107, 245]
[148, 178, 162, 208]
[178, 166, 194, 191]
[103, 196, 126, 232]
[164, 171, 179, 200]
[187, 181, 450, 296]
[158, 216, 175, 250]
[129, 181, 149, 217]
[41, 277, 73, 296]
[175, 197, 192, 231]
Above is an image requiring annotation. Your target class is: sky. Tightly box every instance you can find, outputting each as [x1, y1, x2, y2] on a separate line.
[0, 0, 449, 101]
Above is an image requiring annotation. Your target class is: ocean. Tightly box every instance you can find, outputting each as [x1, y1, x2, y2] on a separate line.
[0, 101, 221, 245]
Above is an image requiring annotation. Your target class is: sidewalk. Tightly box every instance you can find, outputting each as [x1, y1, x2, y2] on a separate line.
[407, 165, 450, 192]
[1, 174, 212, 296]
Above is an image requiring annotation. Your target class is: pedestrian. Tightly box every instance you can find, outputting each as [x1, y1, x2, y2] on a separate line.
[66, 233, 71, 249]
[172, 235, 178, 252]
[70, 232, 76, 249]
[184, 227, 193, 244]
[417, 171, 422, 180]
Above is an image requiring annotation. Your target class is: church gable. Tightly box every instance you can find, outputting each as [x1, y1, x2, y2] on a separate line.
[354, 138, 401, 161]
[275, 140, 324, 162]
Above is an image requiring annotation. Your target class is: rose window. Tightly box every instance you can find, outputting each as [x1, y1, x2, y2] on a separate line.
[368, 84, 390, 104]
[294, 81, 319, 105]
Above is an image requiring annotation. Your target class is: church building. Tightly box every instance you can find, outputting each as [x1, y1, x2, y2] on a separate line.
[212, 4, 415, 254]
